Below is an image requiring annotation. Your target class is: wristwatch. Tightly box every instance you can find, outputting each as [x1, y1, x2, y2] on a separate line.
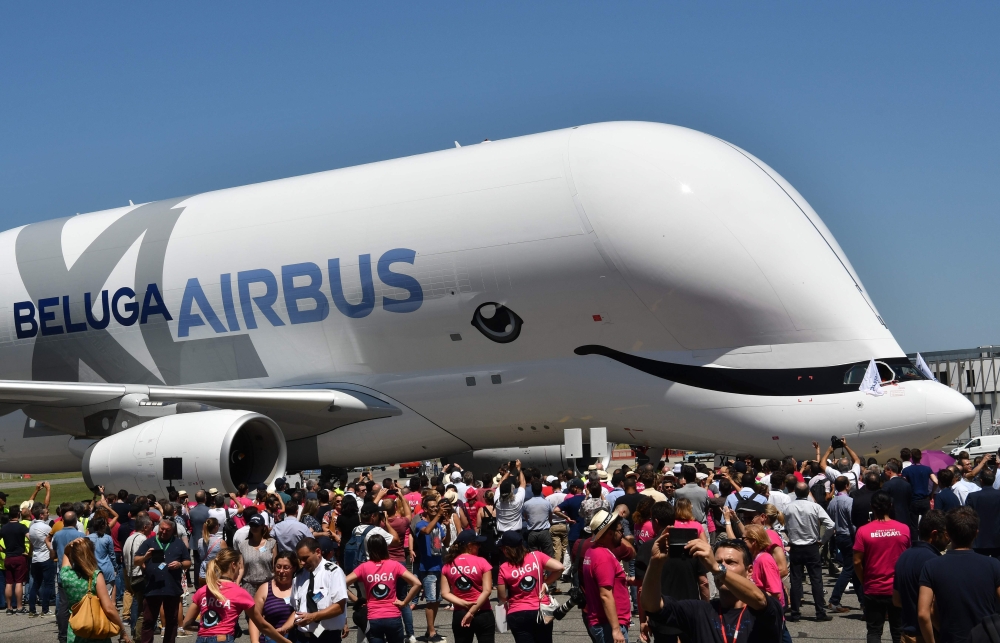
[714, 564, 728, 579]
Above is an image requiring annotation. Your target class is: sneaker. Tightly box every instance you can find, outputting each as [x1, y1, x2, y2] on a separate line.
[28, 612, 39, 618]
[407, 637, 418, 643]
[429, 636, 447, 643]
[41, 612, 55, 617]
[827, 603, 850, 614]
[17, 607, 28, 614]
[815, 614, 833, 622]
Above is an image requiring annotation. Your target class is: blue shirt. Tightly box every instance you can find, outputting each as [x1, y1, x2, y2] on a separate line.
[558, 494, 586, 542]
[724, 488, 769, 512]
[894, 542, 941, 635]
[934, 488, 961, 514]
[605, 487, 625, 508]
[900, 464, 934, 499]
[88, 533, 116, 581]
[919, 550, 1000, 643]
[53, 526, 84, 567]
[415, 520, 445, 572]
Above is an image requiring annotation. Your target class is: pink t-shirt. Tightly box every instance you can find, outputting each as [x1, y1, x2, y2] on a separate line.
[498, 552, 552, 614]
[192, 581, 255, 635]
[404, 492, 423, 515]
[354, 560, 408, 619]
[442, 554, 493, 607]
[581, 545, 630, 626]
[766, 529, 783, 553]
[636, 520, 656, 544]
[751, 552, 784, 606]
[706, 490, 716, 533]
[853, 519, 911, 596]
[672, 520, 705, 538]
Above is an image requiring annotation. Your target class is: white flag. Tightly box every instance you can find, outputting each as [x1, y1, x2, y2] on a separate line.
[860, 358, 885, 396]
[915, 353, 937, 381]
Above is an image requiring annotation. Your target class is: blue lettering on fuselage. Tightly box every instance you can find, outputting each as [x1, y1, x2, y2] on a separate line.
[12, 248, 423, 340]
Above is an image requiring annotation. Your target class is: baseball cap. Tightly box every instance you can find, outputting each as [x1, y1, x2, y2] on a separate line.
[361, 501, 381, 515]
[274, 477, 286, 486]
[451, 471, 462, 481]
[456, 530, 487, 545]
[317, 536, 337, 553]
[0, 491, 8, 500]
[256, 483, 268, 491]
[545, 475, 558, 483]
[695, 472, 708, 481]
[733, 461, 748, 474]
[499, 531, 523, 548]
[248, 514, 266, 527]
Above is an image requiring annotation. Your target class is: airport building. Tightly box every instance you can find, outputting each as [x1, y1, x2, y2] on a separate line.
[908, 346, 1000, 441]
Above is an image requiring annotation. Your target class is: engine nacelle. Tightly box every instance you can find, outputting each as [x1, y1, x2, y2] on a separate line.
[82, 409, 286, 497]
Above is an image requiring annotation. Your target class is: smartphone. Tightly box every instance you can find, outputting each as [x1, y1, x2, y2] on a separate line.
[150, 548, 165, 563]
[509, 461, 518, 471]
[668, 528, 699, 558]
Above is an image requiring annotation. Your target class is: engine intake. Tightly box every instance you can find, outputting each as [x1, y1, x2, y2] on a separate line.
[82, 409, 286, 497]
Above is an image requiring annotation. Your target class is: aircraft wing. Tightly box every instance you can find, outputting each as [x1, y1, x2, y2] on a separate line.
[0, 379, 401, 437]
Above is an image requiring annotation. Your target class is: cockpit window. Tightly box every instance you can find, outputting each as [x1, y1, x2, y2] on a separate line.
[843, 360, 925, 385]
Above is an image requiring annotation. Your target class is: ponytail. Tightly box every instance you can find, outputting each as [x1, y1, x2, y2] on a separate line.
[443, 541, 465, 566]
[205, 548, 242, 602]
[203, 517, 219, 544]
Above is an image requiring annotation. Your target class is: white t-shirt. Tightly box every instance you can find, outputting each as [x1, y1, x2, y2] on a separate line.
[352, 524, 394, 546]
[547, 492, 568, 524]
[495, 487, 525, 532]
[123, 532, 147, 579]
[825, 464, 861, 490]
[28, 520, 52, 563]
[291, 561, 348, 633]
[208, 507, 232, 525]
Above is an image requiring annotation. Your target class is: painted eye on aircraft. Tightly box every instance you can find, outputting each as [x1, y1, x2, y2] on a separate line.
[471, 302, 523, 344]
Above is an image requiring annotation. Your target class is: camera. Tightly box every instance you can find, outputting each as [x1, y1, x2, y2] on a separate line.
[831, 436, 845, 449]
[552, 587, 586, 620]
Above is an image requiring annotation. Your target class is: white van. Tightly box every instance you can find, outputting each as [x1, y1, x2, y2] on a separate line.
[950, 435, 1000, 458]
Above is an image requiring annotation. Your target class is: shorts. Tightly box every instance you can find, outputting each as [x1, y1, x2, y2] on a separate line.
[417, 571, 441, 603]
[4, 555, 28, 584]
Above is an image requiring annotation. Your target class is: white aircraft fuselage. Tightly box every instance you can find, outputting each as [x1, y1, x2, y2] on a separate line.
[0, 122, 974, 476]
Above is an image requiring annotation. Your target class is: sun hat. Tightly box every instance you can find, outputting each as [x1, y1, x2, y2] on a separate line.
[588, 509, 622, 542]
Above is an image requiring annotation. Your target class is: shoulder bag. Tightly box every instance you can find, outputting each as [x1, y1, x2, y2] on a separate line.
[69, 572, 120, 639]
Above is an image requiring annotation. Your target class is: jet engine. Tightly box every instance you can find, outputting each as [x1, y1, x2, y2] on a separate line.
[82, 409, 286, 498]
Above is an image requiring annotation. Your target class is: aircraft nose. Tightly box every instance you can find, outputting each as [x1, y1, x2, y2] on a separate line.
[925, 382, 976, 441]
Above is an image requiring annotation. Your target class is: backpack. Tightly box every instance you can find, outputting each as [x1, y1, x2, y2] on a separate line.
[343, 525, 376, 575]
[222, 504, 238, 547]
[972, 614, 1000, 643]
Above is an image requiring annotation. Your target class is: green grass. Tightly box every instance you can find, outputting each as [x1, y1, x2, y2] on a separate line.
[0, 481, 96, 511]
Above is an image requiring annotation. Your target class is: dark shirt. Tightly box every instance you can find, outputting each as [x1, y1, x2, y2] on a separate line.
[901, 464, 934, 500]
[635, 539, 704, 635]
[111, 502, 131, 521]
[934, 488, 961, 514]
[967, 487, 1000, 550]
[135, 535, 190, 597]
[919, 549, 1000, 643]
[0, 521, 29, 557]
[851, 486, 877, 531]
[558, 495, 586, 542]
[613, 493, 642, 531]
[188, 504, 210, 547]
[884, 477, 913, 526]
[648, 595, 784, 643]
[893, 541, 941, 635]
[116, 518, 135, 548]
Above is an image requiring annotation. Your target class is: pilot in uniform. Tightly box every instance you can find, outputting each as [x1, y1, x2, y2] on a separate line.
[291, 548, 349, 643]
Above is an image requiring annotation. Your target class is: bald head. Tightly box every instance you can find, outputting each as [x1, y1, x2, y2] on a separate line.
[794, 482, 810, 499]
[63, 511, 78, 527]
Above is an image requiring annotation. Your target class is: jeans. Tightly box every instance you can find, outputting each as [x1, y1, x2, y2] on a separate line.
[864, 593, 901, 643]
[57, 582, 71, 643]
[452, 609, 496, 643]
[0, 566, 6, 609]
[113, 551, 124, 601]
[507, 610, 553, 643]
[829, 533, 863, 607]
[587, 623, 629, 643]
[141, 594, 181, 643]
[525, 530, 555, 558]
[367, 617, 405, 643]
[28, 559, 56, 613]
[417, 571, 440, 603]
[197, 637, 234, 643]
[789, 543, 826, 619]
[396, 575, 414, 636]
[124, 577, 146, 633]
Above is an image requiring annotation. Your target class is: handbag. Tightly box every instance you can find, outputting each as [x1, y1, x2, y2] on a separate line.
[533, 552, 559, 625]
[493, 603, 508, 633]
[69, 573, 120, 639]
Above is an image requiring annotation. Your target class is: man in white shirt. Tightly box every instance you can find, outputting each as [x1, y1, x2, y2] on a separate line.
[292, 538, 348, 642]
[449, 470, 468, 499]
[819, 439, 863, 491]
[954, 458, 984, 505]
[352, 502, 396, 548]
[27, 503, 54, 616]
[766, 472, 792, 515]
[122, 514, 153, 637]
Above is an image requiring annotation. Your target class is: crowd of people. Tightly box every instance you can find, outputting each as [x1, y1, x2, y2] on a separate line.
[0, 437, 999, 643]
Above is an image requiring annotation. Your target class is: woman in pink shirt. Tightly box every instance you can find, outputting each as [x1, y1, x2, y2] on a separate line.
[344, 535, 421, 643]
[441, 531, 495, 643]
[632, 497, 656, 544]
[496, 531, 563, 643]
[672, 499, 708, 541]
[181, 549, 292, 643]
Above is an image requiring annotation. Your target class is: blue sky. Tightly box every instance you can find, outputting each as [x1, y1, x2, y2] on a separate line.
[1, 4, 997, 353]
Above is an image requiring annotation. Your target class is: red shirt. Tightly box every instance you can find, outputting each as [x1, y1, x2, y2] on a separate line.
[581, 545, 630, 626]
[498, 552, 552, 614]
[442, 554, 492, 607]
[192, 581, 255, 635]
[541, 486, 554, 498]
[752, 551, 784, 606]
[387, 515, 409, 560]
[853, 519, 910, 596]
[354, 560, 407, 619]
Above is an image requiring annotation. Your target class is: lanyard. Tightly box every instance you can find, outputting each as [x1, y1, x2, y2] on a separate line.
[718, 606, 747, 643]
